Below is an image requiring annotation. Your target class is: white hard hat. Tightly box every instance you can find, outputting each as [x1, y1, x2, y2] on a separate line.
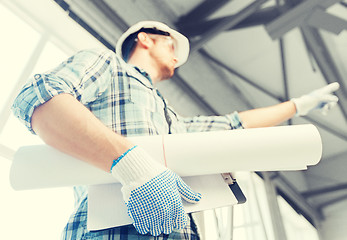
[116, 21, 190, 68]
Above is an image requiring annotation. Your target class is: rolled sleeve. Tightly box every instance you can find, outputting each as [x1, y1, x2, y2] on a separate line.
[180, 111, 244, 133]
[11, 49, 117, 133]
[11, 82, 41, 134]
[32, 74, 75, 104]
[225, 111, 244, 130]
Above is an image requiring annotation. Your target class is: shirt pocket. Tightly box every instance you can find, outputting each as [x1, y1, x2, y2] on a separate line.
[129, 80, 158, 112]
[128, 79, 169, 134]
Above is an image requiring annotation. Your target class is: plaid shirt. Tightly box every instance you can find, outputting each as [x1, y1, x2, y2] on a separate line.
[11, 49, 244, 240]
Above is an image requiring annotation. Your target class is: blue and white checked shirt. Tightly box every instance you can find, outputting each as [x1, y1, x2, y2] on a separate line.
[12, 49, 244, 240]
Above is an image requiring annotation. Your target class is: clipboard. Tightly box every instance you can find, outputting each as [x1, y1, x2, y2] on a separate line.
[87, 174, 244, 231]
[222, 173, 247, 204]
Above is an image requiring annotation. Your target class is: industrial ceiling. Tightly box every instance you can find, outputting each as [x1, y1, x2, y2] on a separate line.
[53, 0, 347, 225]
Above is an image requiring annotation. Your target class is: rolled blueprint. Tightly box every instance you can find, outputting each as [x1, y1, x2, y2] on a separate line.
[10, 124, 322, 190]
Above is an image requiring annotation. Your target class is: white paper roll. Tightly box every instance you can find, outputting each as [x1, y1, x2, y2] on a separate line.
[164, 124, 322, 176]
[10, 124, 322, 190]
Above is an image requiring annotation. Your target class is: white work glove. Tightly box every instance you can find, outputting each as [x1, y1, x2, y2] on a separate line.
[110, 145, 202, 236]
[291, 82, 340, 116]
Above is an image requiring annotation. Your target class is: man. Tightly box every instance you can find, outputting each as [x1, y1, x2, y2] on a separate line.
[11, 21, 339, 239]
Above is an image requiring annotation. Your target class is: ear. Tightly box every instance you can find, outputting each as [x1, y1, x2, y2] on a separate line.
[137, 32, 153, 49]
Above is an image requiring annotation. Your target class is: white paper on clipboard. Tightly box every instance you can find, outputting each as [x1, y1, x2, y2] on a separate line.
[87, 174, 237, 230]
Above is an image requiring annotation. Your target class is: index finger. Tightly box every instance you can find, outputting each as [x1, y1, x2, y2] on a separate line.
[320, 82, 340, 94]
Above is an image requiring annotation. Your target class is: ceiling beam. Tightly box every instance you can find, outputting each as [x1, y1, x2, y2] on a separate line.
[54, 0, 116, 50]
[172, 74, 218, 115]
[180, 6, 284, 37]
[89, 0, 129, 32]
[190, 0, 269, 52]
[319, 0, 345, 8]
[265, 0, 341, 39]
[197, 50, 256, 110]
[300, 26, 347, 121]
[317, 193, 347, 210]
[302, 183, 347, 198]
[306, 7, 347, 35]
[174, 66, 254, 114]
[320, 150, 347, 164]
[199, 49, 285, 101]
[176, 0, 231, 26]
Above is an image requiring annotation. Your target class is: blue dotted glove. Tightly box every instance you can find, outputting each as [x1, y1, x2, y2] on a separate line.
[291, 82, 339, 116]
[111, 146, 202, 236]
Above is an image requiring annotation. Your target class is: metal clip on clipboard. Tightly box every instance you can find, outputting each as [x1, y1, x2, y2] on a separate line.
[221, 173, 247, 204]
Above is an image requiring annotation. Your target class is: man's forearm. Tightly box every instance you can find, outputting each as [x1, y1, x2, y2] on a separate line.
[31, 93, 134, 172]
[238, 101, 296, 128]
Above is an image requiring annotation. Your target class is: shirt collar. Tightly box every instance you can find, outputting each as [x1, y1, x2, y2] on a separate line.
[127, 64, 154, 87]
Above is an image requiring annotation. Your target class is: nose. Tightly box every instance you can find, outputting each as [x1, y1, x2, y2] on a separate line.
[173, 57, 178, 65]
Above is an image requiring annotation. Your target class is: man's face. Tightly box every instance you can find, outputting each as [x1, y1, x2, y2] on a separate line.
[147, 34, 178, 80]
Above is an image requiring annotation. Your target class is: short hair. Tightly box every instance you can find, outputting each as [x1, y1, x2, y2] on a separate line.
[121, 27, 170, 62]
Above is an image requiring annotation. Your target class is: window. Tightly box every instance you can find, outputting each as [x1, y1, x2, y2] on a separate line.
[278, 196, 320, 240]
[0, 2, 102, 238]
